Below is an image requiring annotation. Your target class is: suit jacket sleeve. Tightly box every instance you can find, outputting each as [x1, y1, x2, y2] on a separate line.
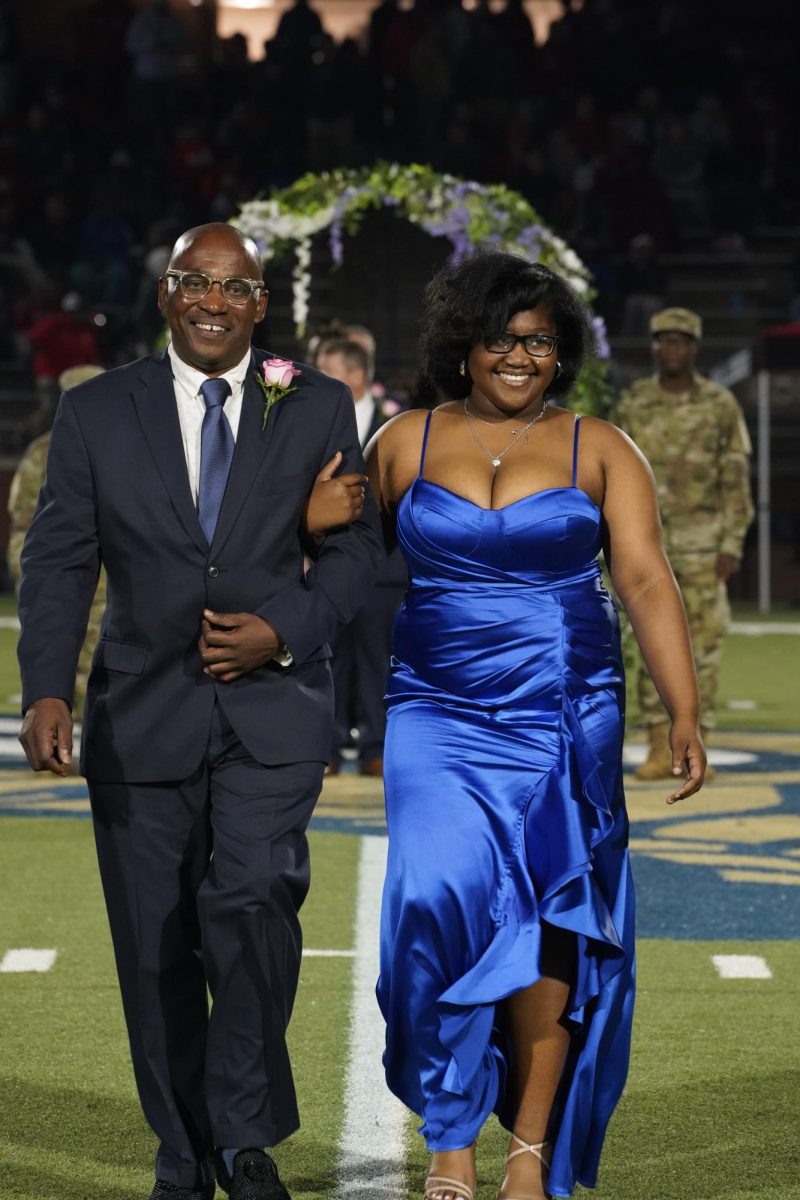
[255, 383, 383, 665]
[17, 392, 102, 709]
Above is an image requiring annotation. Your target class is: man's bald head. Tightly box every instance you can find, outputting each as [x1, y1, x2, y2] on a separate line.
[168, 223, 262, 279]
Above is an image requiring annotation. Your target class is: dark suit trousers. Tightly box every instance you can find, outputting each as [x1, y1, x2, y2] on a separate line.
[330, 582, 404, 764]
[89, 703, 323, 1189]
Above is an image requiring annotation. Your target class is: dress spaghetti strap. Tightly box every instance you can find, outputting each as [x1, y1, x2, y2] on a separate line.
[419, 410, 434, 476]
[571, 414, 582, 488]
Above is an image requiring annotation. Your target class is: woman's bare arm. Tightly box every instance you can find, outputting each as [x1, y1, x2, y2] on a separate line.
[598, 422, 706, 803]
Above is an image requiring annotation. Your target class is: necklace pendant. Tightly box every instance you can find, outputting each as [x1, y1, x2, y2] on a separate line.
[491, 457, 501, 468]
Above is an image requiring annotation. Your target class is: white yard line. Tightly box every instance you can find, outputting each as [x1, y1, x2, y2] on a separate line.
[1, 948, 57, 972]
[335, 835, 407, 1198]
[729, 622, 800, 635]
[304, 949, 356, 958]
[711, 954, 773, 979]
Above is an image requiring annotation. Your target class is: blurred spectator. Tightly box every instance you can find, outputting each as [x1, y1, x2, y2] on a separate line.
[25, 292, 100, 382]
[315, 334, 407, 778]
[33, 191, 78, 287]
[618, 234, 666, 335]
[274, 0, 323, 65]
[70, 188, 134, 306]
[307, 34, 357, 170]
[651, 117, 707, 227]
[0, 182, 48, 304]
[24, 291, 102, 429]
[124, 0, 189, 122]
[131, 231, 175, 355]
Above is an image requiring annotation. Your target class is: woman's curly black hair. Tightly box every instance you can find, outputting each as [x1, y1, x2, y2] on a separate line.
[419, 251, 592, 401]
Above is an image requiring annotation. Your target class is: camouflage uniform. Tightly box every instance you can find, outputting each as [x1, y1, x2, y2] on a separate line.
[614, 372, 754, 728]
[8, 433, 107, 714]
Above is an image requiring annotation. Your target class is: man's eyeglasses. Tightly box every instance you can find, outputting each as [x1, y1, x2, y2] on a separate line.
[484, 332, 558, 358]
[164, 270, 265, 305]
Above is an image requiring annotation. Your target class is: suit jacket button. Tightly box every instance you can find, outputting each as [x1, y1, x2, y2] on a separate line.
[207, 565, 219, 578]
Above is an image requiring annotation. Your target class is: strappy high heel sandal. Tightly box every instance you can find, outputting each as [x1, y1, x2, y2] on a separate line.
[498, 1134, 553, 1200]
[424, 1177, 474, 1200]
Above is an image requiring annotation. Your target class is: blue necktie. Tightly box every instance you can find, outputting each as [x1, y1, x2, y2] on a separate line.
[197, 377, 234, 542]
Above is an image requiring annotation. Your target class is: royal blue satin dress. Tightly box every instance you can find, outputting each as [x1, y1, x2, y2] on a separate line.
[377, 412, 635, 1198]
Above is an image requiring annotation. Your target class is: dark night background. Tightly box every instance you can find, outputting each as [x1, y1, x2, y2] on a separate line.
[1, 0, 798, 601]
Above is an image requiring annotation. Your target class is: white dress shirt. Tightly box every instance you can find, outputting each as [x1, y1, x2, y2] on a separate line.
[354, 392, 377, 448]
[167, 345, 294, 666]
[168, 343, 252, 505]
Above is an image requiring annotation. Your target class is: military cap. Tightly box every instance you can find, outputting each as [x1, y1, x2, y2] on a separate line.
[58, 364, 104, 391]
[650, 307, 702, 339]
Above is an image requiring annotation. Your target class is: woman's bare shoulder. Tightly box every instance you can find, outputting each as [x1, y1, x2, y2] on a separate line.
[368, 407, 431, 455]
[573, 412, 647, 462]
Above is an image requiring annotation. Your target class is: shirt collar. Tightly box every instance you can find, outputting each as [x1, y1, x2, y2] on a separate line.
[168, 343, 252, 398]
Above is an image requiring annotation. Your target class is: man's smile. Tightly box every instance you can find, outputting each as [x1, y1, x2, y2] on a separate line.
[191, 319, 230, 336]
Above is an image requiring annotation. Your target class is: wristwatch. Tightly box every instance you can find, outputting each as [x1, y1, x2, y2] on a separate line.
[274, 642, 294, 668]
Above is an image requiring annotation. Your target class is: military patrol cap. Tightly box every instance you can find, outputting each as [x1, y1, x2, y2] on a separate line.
[58, 364, 104, 391]
[650, 307, 702, 339]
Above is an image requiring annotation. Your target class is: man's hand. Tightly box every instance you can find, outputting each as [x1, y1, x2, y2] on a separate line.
[304, 451, 366, 536]
[199, 611, 281, 683]
[716, 553, 740, 583]
[19, 698, 73, 776]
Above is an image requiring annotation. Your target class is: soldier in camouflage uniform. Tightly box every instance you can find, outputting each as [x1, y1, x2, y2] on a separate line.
[7, 365, 106, 715]
[614, 307, 754, 779]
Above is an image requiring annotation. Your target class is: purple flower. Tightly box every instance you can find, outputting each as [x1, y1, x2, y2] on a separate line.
[592, 315, 611, 360]
[329, 218, 344, 266]
[516, 223, 544, 259]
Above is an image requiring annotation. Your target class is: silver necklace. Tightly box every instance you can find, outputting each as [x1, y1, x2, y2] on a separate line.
[464, 399, 548, 468]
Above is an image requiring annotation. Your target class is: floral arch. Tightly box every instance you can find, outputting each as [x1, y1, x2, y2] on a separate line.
[232, 163, 611, 414]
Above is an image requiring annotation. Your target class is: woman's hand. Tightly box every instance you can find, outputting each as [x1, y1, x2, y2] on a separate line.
[303, 452, 367, 536]
[665, 719, 706, 804]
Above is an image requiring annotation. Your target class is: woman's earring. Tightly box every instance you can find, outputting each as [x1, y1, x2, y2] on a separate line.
[555, 361, 562, 378]
[459, 360, 466, 377]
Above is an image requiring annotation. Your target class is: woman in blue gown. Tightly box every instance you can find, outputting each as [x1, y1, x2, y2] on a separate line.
[313, 253, 705, 1199]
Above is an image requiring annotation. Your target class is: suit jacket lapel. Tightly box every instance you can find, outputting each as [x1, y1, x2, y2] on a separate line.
[132, 353, 209, 555]
[209, 353, 280, 555]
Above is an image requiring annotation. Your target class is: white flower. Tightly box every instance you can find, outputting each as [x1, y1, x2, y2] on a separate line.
[292, 237, 312, 335]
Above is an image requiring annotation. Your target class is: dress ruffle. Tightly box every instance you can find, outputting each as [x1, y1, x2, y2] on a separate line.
[426, 693, 633, 1195]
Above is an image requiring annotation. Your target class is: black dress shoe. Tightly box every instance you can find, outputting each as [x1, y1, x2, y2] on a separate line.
[148, 1182, 215, 1200]
[216, 1149, 290, 1200]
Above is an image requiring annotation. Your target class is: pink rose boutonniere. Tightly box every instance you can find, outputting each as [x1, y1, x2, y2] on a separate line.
[256, 357, 302, 429]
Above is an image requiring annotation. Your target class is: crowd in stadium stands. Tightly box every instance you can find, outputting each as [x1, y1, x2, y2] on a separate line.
[0, 0, 798, 373]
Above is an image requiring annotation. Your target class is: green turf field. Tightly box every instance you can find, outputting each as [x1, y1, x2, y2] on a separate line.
[1, 593, 798, 1199]
[1, 818, 799, 1200]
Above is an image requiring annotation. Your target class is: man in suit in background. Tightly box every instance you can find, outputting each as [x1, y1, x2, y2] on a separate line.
[18, 224, 381, 1200]
[315, 336, 407, 778]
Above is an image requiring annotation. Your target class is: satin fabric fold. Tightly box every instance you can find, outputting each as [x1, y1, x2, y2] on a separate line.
[378, 477, 635, 1197]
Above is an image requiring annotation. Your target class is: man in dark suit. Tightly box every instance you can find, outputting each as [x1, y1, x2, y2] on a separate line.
[314, 337, 407, 778]
[17, 224, 381, 1200]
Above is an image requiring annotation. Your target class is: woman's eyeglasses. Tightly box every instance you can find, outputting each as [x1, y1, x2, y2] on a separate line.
[484, 332, 558, 357]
